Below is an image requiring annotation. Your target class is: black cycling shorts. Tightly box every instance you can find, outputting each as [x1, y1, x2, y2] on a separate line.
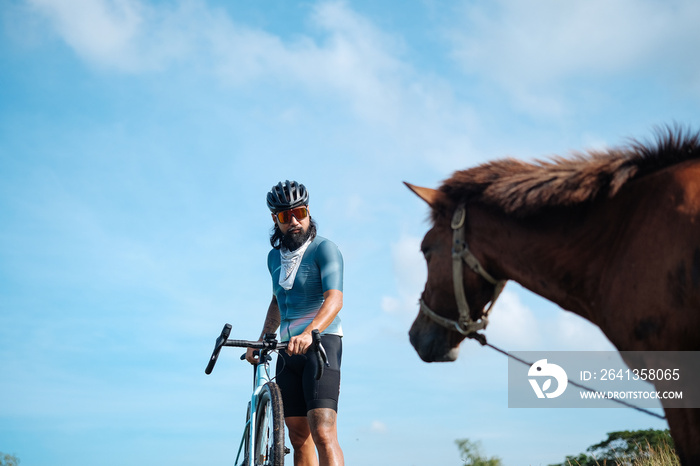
[275, 334, 342, 417]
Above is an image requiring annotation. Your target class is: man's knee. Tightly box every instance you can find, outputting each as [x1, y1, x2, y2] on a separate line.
[289, 431, 311, 449]
[286, 417, 313, 449]
[308, 408, 338, 445]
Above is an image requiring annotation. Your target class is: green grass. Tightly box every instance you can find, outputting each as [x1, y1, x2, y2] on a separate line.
[564, 440, 680, 466]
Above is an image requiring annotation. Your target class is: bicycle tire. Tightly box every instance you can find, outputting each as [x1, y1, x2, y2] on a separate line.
[253, 382, 285, 466]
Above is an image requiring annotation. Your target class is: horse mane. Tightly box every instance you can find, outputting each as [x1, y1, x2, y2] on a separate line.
[439, 126, 700, 218]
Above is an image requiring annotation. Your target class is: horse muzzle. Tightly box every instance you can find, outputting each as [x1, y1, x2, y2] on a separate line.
[409, 315, 461, 362]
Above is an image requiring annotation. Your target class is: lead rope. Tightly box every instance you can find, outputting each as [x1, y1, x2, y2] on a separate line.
[466, 334, 666, 420]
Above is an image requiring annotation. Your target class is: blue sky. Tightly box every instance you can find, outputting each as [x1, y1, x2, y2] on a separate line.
[1, 0, 699, 464]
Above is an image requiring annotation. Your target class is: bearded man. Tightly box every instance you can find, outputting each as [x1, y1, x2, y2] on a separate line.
[246, 180, 345, 466]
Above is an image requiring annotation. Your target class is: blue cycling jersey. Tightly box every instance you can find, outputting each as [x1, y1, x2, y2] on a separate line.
[268, 235, 343, 341]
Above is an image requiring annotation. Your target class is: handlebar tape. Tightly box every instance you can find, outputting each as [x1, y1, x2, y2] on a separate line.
[205, 323, 232, 375]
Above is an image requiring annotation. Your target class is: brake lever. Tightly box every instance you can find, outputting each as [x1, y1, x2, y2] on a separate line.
[311, 329, 330, 381]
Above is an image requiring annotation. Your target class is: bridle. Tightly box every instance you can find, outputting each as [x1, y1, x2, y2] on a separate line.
[419, 204, 507, 337]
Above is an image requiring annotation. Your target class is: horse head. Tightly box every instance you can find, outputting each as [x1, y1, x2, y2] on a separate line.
[405, 182, 506, 362]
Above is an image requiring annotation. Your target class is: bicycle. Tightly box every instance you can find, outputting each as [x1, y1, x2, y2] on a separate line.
[205, 324, 329, 466]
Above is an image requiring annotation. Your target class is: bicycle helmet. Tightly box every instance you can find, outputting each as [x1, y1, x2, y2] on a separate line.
[266, 180, 309, 212]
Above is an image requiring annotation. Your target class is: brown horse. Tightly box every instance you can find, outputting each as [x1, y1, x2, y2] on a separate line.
[406, 127, 700, 464]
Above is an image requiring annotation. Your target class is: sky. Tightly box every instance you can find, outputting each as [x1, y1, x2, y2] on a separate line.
[1, 0, 699, 465]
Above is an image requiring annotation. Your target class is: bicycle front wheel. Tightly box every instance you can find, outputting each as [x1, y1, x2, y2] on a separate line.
[253, 382, 285, 466]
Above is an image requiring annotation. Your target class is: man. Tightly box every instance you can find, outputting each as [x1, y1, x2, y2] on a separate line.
[246, 180, 345, 466]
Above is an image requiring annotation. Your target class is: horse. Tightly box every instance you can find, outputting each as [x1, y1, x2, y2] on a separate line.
[405, 127, 700, 464]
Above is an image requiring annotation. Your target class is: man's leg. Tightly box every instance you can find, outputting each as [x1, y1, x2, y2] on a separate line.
[286, 416, 318, 466]
[308, 408, 344, 466]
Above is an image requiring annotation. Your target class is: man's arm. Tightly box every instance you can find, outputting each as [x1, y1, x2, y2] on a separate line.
[259, 295, 281, 338]
[245, 296, 281, 364]
[285, 289, 343, 355]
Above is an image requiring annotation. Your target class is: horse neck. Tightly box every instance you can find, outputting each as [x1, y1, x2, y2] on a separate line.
[467, 203, 613, 321]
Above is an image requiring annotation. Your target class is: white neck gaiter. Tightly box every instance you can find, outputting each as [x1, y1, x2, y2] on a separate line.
[278, 237, 313, 290]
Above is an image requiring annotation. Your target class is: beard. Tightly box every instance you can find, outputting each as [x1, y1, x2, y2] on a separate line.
[281, 221, 317, 251]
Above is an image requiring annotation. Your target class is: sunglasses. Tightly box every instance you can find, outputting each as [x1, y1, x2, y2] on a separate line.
[274, 207, 309, 224]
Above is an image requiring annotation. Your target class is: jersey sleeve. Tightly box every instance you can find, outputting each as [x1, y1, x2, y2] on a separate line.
[267, 249, 275, 275]
[267, 249, 279, 292]
[315, 239, 344, 293]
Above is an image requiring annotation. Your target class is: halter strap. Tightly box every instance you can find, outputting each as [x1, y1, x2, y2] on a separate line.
[420, 204, 507, 337]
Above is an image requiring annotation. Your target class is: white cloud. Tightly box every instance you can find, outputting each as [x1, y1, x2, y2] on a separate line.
[476, 286, 614, 351]
[369, 420, 388, 434]
[448, 0, 700, 112]
[28, 0, 145, 70]
[487, 288, 542, 349]
[381, 235, 425, 316]
[380, 295, 401, 314]
[22, 0, 483, 170]
[548, 310, 615, 351]
[27, 0, 406, 104]
[301, 2, 408, 123]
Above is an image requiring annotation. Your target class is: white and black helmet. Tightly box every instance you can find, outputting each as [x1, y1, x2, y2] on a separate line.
[266, 180, 309, 212]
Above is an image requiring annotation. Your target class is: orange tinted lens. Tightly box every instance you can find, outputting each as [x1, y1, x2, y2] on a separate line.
[276, 207, 308, 224]
[276, 211, 291, 223]
[291, 207, 308, 220]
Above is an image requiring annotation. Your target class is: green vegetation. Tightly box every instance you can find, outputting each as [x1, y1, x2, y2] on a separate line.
[455, 438, 503, 466]
[550, 429, 679, 466]
[0, 453, 20, 466]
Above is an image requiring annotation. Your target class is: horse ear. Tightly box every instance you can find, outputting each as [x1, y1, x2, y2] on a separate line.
[404, 182, 447, 207]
